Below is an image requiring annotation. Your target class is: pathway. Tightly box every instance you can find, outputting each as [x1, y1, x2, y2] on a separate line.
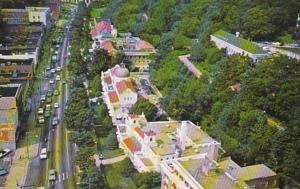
[94, 154, 126, 166]
[178, 54, 202, 78]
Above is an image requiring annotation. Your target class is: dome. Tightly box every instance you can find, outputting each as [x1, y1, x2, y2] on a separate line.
[113, 63, 129, 78]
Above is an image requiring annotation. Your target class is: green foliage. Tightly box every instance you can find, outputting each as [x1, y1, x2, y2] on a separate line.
[130, 98, 158, 121]
[278, 34, 293, 45]
[120, 158, 136, 177]
[132, 172, 161, 189]
[105, 129, 119, 150]
[89, 75, 101, 97]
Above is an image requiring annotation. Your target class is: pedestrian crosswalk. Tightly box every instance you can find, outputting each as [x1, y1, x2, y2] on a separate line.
[49, 171, 70, 186]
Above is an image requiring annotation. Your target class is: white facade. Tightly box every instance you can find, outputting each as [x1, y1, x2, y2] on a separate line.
[26, 7, 52, 27]
[210, 34, 267, 62]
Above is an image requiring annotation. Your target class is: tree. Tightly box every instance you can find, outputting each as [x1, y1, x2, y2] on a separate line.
[106, 129, 118, 150]
[120, 158, 135, 177]
[130, 98, 158, 121]
[133, 172, 161, 189]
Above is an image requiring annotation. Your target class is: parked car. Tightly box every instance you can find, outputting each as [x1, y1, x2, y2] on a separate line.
[39, 148, 47, 160]
[44, 111, 51, 118]
[51, 69, 56, 74]
[46, 98, 52, 104]
[46, 104, 51, 111]
[49, 79, 55, 84]
[0, 149, 11, 159]
[56, 75, 60, 81]
[49, 169, 56, 181]
[47, 90, 53, 97]
[56, 66, 61, 72]
[0, 168, 8, 176]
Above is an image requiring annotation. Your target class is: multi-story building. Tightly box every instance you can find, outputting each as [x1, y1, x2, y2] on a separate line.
[118, 115, 221, 173]
[101, 64, 138, 123]
[210, 30, 267, 61]
[161, 156, 277, 189]
[48, 0, 61, 20]
[0, 9, 29, 24]
[90, 20, 118, 47]
[26, 7, 52, 28]
[122, 37, 156, 71]
[0, 84, 23, 150]
[0, 58, 34, 84]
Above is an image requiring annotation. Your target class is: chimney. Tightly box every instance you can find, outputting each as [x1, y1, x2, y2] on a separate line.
[236, 32, 240, 38]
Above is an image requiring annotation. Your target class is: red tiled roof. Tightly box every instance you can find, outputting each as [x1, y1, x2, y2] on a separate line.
[136, 40, 154, 49]
[134, 127, 144, 138]
[230, 83, 241, 91]
[108, 91, 119, 103]
[90, 21, 112, 38]
[116, 80, 135, 94]
[100, 40, 116, 55]
[123, 137, 141, 154]
[104, 76, 112, 85]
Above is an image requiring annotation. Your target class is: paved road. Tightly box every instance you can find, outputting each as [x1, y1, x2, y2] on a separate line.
[24, 20, 76, 189]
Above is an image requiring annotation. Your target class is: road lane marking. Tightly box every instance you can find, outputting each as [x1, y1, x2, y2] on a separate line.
[62, 172, 65, 181]
[58, 174, 61, 182]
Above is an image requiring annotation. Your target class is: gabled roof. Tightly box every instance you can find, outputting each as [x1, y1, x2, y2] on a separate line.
[90, 20, 113, 38]
[100, 40, 116, 55]
[134, 127, 144, 138]
[123, 137, 141, 154]
[108, 91, 119, 103]
[231, 164, 277, 181]
[136, 40, 154, 50]
[212, 30, 265, 54]
[116, 80, 135, 94]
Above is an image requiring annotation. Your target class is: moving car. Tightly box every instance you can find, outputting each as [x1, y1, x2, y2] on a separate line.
[46, 98, 52, 104]
[56, 75, 60, 81]
[52, 117, 58, 126]
[49, 169, 56, 181]
[41, 95, 46, 101]
[47, 90, 53, 97]
[38, 116, 45, 124]
[51, 69, 56, 74]
[44, 111, 51, 118]
[0, 168, 8, 176]
[54, 102, 59, 108]
[49, 79, 55, 84]
[54, 90, 59, 96]
[0, 149, 11, 159]
[56, 66, 61, 72]
[39, 148, 47, 160]
[46, 104, 51, 111]
[38, 108, 44, 115]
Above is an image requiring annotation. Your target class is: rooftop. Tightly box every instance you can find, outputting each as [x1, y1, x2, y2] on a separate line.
[212, 30, 265, 54]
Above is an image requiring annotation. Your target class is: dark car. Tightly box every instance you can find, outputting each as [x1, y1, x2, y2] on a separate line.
[0, 168, 8, 176]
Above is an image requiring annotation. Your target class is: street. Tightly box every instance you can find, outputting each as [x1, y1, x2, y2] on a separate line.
[24, 12, 76, 189]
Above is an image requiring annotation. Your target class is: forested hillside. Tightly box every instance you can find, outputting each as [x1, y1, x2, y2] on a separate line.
[103, 0, 300, 187]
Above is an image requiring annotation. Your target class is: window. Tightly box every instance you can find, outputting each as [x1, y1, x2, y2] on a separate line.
[150, 137, 153, 141]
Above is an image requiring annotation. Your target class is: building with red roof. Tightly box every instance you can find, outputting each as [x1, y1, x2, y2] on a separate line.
[100, 40, 117, 56]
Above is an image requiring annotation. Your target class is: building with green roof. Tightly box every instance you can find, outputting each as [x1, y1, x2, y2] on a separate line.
[211, 30, 267, 61]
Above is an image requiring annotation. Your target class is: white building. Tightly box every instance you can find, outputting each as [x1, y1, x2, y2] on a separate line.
[161, 156, 277, 189]
[26, 7, 52, 27]
[101, 64, 138, 123]
[90, 20, 117, 50]
[118, 115, 221, 173]
[210, 30, 267, 61]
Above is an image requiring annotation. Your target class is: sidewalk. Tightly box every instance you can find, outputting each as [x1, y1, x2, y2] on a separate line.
[94, 154, 126, 166]
[5, 144, 38, 189]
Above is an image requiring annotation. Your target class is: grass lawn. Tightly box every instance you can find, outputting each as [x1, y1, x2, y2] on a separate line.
[104, 160, 137, 189]
[90, 8, 105, 18]
[97, 137, 124, 159]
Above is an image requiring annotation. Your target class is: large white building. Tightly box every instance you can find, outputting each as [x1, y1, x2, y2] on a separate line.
[210, 30, 267, 61]
[26, 7, 52, 27]
[101, 64, 138, 123]
[161, 156, 277, 189]
[117, 114, 221, 173]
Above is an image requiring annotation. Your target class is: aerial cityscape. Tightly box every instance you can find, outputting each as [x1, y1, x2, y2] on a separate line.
[0, 0, 299, 189]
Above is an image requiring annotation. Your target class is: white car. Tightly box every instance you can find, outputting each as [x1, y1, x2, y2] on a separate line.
[41, 95, 46, 101]
[51, 69, 56, 74]
[39, 148, 47, 160]
[56, 75, 61, 81]
[56, 66, 61, 72]
[49, 79, 55, 84]
[38, 108, 44, 115]
[54, 102, 59, 108]
[38, 116, 45, 124]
